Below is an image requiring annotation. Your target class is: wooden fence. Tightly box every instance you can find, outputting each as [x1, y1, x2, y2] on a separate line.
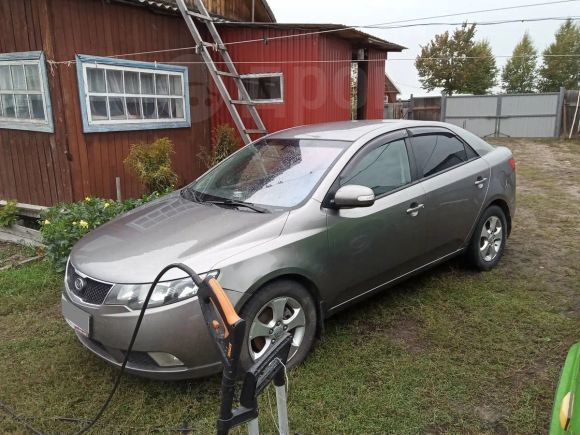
[384, 95, 441, 121]
[562, 90, 580, 138]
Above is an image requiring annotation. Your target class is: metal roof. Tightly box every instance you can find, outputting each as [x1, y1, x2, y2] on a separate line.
[385, 72, 401, 94]
[217, 22, 405, 52]
[106, 2, 403, 51]
[113, 0, 276, 22]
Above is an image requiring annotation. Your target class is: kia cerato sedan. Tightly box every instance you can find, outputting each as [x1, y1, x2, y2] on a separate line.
[62, 120, 516, 380]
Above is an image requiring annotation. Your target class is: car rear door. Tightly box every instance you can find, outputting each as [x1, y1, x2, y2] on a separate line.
[408, 127, 491, 261]
[325, 130, 428, 309]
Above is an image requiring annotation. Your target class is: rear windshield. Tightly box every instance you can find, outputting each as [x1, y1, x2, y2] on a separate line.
[188, 138, 351, 208]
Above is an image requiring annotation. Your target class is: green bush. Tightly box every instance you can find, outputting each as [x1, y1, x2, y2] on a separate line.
[39, 191, 168, 271]
[124, 137, 178, 194]
[199, 124, 240, 168]
[0, 200, 18, 227]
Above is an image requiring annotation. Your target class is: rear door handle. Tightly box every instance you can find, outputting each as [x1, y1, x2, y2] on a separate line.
[406, 203, 424, 216]
[475, 177, 488, 188]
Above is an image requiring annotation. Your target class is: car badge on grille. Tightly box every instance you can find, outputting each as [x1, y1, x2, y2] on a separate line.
[74, 277, 86, 292]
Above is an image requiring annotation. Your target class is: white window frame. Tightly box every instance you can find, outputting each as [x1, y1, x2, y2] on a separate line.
[0, 51, 54, 133]
[240, 73, 284, 104]
[76, 55, 191, 133]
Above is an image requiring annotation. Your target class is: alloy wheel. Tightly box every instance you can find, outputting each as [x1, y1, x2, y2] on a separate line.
[248, 296, 306, 361]
[479, 216, 503, 262]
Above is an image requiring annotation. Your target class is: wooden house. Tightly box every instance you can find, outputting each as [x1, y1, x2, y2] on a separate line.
[0, 0, 403, 207]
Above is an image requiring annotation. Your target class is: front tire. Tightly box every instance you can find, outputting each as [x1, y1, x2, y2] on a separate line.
[238, 280, 317, 373]
[467, 205, 507, 271]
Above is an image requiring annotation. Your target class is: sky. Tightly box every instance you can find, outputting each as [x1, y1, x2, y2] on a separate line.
[267, 0, 580, 99]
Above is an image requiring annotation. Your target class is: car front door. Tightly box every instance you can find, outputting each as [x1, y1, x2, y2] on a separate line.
[325, 131, 428, 310]
[408, 128, 490, 261]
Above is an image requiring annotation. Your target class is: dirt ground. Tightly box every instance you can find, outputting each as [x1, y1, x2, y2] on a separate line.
[488, 138, 579, 314]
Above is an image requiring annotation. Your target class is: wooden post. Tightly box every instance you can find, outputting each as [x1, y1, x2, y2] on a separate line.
[116, 177, 122, 201]
[568, 90, 580, 139]
[555, 87, 566, 138]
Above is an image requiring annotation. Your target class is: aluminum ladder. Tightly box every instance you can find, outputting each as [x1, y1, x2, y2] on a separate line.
[175, 0, 267, 145]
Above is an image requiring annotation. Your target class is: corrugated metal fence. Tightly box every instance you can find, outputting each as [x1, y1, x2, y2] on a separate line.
[384, 89, 573, 138]
[442, 90, 565, 138]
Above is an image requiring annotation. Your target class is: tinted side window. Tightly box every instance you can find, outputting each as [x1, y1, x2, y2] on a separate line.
[411, 134, 467, 177]
[340, 139, 411, 196]
[465, 143, 479, 160]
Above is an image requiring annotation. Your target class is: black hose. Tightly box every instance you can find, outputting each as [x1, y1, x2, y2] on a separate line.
[1, 263, 202, 435]
[76, 263, 201, 435]
[0, 400, 44, 435]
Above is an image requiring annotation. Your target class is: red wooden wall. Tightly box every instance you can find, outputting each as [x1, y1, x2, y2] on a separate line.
[364, 48, 387, 119]
[0, 0, 211, 206]
[209, 28, 387, 141]
[1, 0, 389, 206]
[0, 0, 73, 205]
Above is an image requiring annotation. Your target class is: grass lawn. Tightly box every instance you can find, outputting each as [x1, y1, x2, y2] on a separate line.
[0, 138, 579, 434]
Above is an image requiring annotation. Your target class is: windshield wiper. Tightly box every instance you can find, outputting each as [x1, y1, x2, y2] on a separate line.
[180, 187, 201, 202]
[205, 199, 269, 213]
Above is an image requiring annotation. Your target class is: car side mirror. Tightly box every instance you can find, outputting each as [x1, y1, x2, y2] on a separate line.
[333, 185, 375, 208]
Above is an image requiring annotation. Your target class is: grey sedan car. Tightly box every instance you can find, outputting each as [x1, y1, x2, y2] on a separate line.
[62, 120, 516, 380]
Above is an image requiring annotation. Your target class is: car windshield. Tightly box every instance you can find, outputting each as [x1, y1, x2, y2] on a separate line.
[186, 138, 350, 208]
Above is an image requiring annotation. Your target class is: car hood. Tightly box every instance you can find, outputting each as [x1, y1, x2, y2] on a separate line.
[70, 192, 289, 283]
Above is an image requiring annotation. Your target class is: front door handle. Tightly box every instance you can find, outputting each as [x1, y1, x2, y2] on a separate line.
[475, 177, 488, 188]
[406, 203, 424, 216]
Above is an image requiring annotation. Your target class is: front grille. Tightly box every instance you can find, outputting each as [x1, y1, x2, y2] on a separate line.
[66, 262, 113, 305]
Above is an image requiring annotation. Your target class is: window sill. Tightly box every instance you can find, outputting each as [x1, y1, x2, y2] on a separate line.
[0, 120, 54, 133]
[82, 119, 192, 133]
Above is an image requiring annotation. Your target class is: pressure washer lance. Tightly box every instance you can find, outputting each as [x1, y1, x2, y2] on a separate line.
[196, 269, 292, 435]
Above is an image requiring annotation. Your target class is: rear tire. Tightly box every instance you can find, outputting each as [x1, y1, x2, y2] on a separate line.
[467, 205, 507, 271]
[238, 280, 317, 373]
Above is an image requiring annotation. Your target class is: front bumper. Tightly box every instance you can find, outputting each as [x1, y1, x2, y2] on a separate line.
[61, 286, 242, 380]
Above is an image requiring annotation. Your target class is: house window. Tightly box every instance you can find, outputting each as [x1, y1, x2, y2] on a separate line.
[76, 55, 190, 132]
[240, 73, 283, 103]
[0, 51, 54, 133]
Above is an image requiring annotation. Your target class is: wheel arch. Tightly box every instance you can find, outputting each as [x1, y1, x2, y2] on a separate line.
[236, 270, 325, 338]
[463, 195, 513, 249]
[486, 197, 512, 236]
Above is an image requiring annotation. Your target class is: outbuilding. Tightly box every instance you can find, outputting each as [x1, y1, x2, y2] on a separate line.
[0, 0, 403, 207]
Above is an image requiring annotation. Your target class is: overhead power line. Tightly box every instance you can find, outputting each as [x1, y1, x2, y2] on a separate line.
[225, 0, 580, 46]
[45, 0, 580, 65]
[362, 0, 580, 28]
[47, 53, 580, 71]
[166, 54, 580, 64]
[368, 16, 580, 30]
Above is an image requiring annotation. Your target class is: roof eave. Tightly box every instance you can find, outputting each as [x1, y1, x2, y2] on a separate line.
[216, 22, 406, 52]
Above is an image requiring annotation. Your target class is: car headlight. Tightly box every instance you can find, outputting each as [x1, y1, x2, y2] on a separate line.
[104, 271, 219, 310]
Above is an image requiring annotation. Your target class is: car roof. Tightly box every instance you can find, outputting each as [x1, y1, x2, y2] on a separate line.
[269, 120, 457, 142]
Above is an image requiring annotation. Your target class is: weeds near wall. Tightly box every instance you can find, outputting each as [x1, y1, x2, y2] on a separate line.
[198, 124, 240, 168]
[124, 137, 178, 193]
[0, 200, 18, 228]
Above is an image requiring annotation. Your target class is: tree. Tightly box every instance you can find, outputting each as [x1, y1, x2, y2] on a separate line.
[538, 19, 580, 91]
[501, 32, 538, 93]
[464, 41, 498, 94]
[415, 23, 497, 95]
